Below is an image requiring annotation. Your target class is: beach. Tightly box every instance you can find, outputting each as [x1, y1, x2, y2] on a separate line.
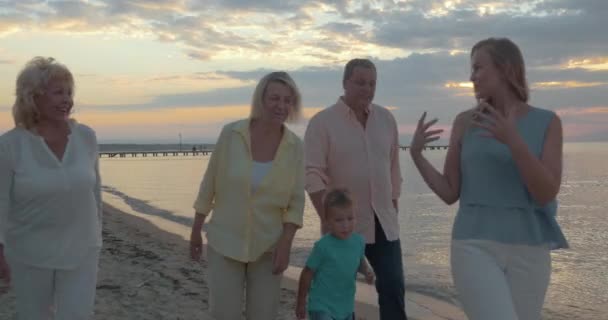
[0, 203, 466, 320]
[0, 204, 298, 320]
[3, 142, 605, 319]
[95, 143, 608, 319]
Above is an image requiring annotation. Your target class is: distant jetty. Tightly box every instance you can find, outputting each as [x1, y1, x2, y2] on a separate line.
[99, 150, 212, 158]
[99, 145, 448, 158]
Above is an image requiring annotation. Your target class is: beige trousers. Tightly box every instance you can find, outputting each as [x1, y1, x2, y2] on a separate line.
[207, 246, 282, 320]
[8, 250, 99, 320]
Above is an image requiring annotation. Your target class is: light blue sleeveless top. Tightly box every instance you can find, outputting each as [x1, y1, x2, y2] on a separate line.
[453, 106, 568, 250]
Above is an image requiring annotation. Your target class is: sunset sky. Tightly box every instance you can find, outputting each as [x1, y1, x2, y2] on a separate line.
[0, 0, 607, 143]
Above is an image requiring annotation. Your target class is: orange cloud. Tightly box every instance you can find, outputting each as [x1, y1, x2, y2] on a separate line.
[564, 57, 608, 71]
[532, 81, 607, 89]
[556, 106, 608, 116]
[444, 82, 474, 97]
[444, 81, 473, 89]
[75, 105, 325, 128]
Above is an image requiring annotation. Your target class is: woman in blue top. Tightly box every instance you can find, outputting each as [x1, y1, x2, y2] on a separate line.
[409, 38, 568, 320]
[296, 189, 375, 320]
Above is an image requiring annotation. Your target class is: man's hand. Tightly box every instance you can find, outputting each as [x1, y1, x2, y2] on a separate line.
[364, 269, 376, 285]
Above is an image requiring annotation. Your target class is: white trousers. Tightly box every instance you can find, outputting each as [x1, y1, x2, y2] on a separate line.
[451, 240, 551, 320]
[207, 246, 282, 320]
[8, 250, 99, 320]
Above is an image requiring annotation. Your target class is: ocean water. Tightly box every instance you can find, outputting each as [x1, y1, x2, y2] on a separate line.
[99, 142, 608, 319]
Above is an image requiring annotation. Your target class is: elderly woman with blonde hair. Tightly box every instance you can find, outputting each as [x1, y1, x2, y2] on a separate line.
[0, 57, 102, 319]
[190, 71, 305, 320]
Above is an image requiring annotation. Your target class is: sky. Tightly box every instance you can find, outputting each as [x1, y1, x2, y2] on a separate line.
[0, 0, 607, 143]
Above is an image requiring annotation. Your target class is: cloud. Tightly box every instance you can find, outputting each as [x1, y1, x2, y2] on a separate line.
[1, 1, 604, 70]
[0, 0, 606, 142]
[532, 81, 608, 89]
[563, 57, 608, 71]
[556, 106, 608, 116]
[80, 50, 607, 131]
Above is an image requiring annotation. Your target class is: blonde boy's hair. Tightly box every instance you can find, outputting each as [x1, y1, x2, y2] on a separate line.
[323, 188, 354, 220]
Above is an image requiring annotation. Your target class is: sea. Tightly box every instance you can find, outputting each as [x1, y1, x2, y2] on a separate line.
[99, 142, 608, 319]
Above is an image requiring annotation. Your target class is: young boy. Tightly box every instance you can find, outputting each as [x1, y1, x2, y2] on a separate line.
[296, 189, 375, 320]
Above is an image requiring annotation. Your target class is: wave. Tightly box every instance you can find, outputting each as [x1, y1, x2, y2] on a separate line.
[101, 185, 194, 227]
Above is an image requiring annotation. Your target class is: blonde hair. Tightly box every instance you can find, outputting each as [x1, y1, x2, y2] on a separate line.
[471, 38, 529, 102]
[12, 57, 75, 129]
[250, 71, 301, 123]
[323, 188, 354, 219]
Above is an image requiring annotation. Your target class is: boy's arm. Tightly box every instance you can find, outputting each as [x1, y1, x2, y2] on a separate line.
[296, 267, 315, 319]
[358, 258, 375, 284]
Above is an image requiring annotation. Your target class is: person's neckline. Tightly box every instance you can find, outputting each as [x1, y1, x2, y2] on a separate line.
[26, 119, 75, 139]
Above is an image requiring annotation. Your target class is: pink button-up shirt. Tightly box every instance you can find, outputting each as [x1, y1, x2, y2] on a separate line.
[304, 98, 402, 243]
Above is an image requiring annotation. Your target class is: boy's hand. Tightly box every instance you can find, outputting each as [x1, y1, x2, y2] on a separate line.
[365, 269, 375, 285]
[295, 301, 306, 319]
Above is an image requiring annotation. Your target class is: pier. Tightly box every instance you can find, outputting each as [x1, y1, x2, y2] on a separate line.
[399, 145, 449, 151]
[100, 146, 448, 158]
[99, 150, 212, 158]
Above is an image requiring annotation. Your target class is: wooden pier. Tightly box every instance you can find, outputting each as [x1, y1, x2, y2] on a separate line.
[99, 146, 448, 158]
[99, 150, 212, 158]
[399, 145, 449, 151]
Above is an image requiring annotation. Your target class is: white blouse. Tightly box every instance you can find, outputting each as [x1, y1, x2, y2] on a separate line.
[0, 121, 102, 269]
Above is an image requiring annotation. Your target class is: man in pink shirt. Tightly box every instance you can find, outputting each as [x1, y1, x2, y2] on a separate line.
[304, 59, 407, 319]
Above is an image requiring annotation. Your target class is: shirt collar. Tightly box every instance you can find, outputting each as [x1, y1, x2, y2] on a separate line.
[336, 97, 371, 118]
[232, 118, 295, 146]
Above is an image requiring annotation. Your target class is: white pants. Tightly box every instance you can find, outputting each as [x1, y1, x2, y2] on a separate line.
[207, 246, 282, 320]
[8, 250, 99, 320]
[451, 240, 551, 320]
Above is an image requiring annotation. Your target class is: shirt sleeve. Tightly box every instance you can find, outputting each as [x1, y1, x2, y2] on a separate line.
[305, 240, 325, 271]
[282, 139, 305, 226]
[304, 115, 330, 194]
[389, 112, 402, 200]
[0, 141, 12, 245]
[91, 130, 103, 223]
[77, 124, 103, 223]
[193, 125, 228, 216]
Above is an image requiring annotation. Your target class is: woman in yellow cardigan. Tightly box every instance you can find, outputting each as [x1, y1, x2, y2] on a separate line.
[190, 71, 305, 320]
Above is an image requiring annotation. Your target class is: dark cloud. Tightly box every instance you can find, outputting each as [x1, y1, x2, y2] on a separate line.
[359, 1, 608, 66]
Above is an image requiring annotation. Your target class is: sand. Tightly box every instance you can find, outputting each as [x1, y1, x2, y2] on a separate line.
[0, 204, 297, 319]
[0, 203, 467, 320]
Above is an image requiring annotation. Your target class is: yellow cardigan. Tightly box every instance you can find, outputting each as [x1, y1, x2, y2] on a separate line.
[193, 119, 305, 262]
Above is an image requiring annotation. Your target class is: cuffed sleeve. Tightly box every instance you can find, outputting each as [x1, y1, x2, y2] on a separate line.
[390, 114, 402, 200]
[193, 126, 228, 216]
[304, 115, 329, 194]
[283, 140, 305, 227]
[92, 132, 103, 223]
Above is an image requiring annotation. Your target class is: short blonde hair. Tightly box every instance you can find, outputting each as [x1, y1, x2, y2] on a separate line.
[12, 57, 75, 129]
[323, 188, 354, 219]
[471, 38, 529, 102]
[250, 71, 301, 123]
